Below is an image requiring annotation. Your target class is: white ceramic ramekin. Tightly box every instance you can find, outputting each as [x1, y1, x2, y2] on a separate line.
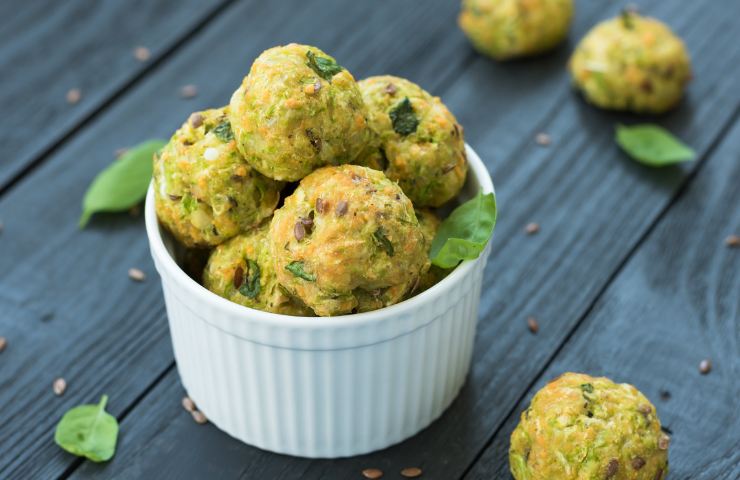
[145, 144, 494, 458]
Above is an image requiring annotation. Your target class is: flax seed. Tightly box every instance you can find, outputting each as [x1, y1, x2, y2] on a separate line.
[361, 468, 383, 479]
[128, 268, 146, 282]
[191, 410, 208, 424]
[53, 378, 67, 396]
[182, 396, 196, 413]
[535, 133, 551, 146]
[133, 46, 151, 62]
[66, 88, 81, 104]
[400, 467, 422, 478]
[525, 222, 540, 235]
[180, 84, 198, 99]
[699, 359, 712, 374]
[725, 234, 740, 248]
[527, 317, 539, 334]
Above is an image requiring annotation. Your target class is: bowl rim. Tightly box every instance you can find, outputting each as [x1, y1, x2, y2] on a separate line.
[145, 143, 495, 330]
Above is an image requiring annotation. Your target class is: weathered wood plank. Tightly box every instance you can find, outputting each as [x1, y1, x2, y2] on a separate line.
[66, 0, 738, 479]
[464, 117, 740, 480]
[0, 0, 227, 191]
[0, 1, 473, 478]
[74, 1, 740, 479]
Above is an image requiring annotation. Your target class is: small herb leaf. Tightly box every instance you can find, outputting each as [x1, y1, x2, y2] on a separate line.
[79, 139, 166, 227]
[54, 395, 119, 462]
[430, 191, 497, 268]
[212, 120, 234, 143]
[580, 383, 594, 394]
[285, 261, 316, 281]
[389, 97, 419, 136]
[372, 227, 394, 256]
[238, 259, 261, 299]
[615, 124, 694, 167]
[306, 51, 343, 81]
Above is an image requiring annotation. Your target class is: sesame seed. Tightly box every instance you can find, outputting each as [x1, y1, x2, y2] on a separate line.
[535, 133, 551, 146]
[128, 268, 146, 282]
[133, 46, 151, 62]
[182, 396, 196, 413]
[361, 468, 384, 479]
[53, 378, 67, 396]
[189, 112, 204, 128]
[525, 222, 540, 235]
[180, 84, 198, 99]
[400, 467, 422, 478]
[191, 410, 208, 424]
[699, 359, 712, 374]
[66, 88, 81, 104]
[204, 147, 219, 161]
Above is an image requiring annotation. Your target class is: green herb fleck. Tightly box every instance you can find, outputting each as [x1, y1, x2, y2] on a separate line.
[285, 261, 316, 281]
[615, 124, 694, 167]
[212, 120, 234, 143]
[580, 383, 594, 394]
[372, 227, 394, 256]
[238, 259, 261, 299]
[306, 51, 343, 81]
[621, 9, 635, 29]
[181, 194, 197, 213]
[54, 395, 119, 462]
[389, 97, 419, 136]
[430, 191, 497, 268]
[79, 139, 166, 227]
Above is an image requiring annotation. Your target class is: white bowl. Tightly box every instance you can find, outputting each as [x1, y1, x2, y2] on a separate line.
[145, 144, 495, 458]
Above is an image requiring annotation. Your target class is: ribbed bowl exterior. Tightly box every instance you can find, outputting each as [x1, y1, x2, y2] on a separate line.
[146, 145, 494, 458]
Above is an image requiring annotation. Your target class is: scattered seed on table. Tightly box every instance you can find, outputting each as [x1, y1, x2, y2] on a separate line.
[53, 378, 67, 396]
[525, 222, 540, 235]
[725, 234, 740, 248]
[659, 389, 671, 401]
[182, 396, 196, 413]
[133, 46, 151, 62]
[658, 434, 670, 450]
[361, 468, 383, 479]
[400, 467, 423, 478]
[535, 133, 551, 146]
[0, 336, 6, 353]
[527, 317, 539, 334]
[180, 84, 198, 99]
[128, 268, 146, 282]
[66, 88, 81, 104]
[699, 359, 712, 374]
[191, 409, 208, 424]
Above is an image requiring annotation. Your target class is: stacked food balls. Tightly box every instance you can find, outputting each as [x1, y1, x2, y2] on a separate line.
[154, 44, 468, 316]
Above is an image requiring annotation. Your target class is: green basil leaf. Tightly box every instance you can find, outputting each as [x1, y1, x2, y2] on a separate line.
[389, 97, 419, 136]
[285, 261, 316, 281]
[306, 51, 343, 81]
[54, 395, 119, 462]
[212, 120, 234, 143]
[430, 191, 497, 268]
[238, 259, 261, 299]
[372, 227, 394, 256]
[615, 124, 694, 167]
[79, 139, 166, 227]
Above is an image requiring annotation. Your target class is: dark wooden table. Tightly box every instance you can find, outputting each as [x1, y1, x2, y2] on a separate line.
[1, 1, 738, 478]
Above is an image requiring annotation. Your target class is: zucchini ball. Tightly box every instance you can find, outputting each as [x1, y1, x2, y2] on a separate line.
[510, 372, 670, 480]
[270, 165, 429, 316]
[154, 107, 282, 248]
[569, 11, 691, 113]
[203, 223, 313, 316]
[458, 0, 574, 60]
[358, 75, 467, 207]
[229, 43, 372, 181]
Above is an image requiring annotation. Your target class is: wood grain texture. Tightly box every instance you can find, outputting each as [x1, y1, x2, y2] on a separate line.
[464, 117, 740, 480]
[69, 1, 740, 479]
[0, 1, 473, 478]
[0, 0, 227, 191]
